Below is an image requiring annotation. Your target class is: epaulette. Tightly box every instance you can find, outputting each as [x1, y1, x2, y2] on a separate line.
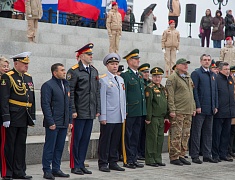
[24, 72, 31, 76]
[6, 70, 14, 76]
[71, 64, 79, 70]
[148, 82, 155, 88]
[99, 74, 107, 79]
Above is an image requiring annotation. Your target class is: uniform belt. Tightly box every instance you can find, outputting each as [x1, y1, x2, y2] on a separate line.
[9, 99, 32, 107]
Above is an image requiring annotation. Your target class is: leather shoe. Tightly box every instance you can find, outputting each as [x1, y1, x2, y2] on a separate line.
[109, 164, 125, 171]
[123, 163, 136, 169]
[13, 175, 32, 179]
[99, 166, 110, 172]
[156, 162, 166, 166]
[203, 157, 218, 163]
[179, 157, 191, 165]
[192, 157, 203, 164]
[213, 158, 221, 162]
[133, 161, 144, 168]
[2, 177, 13, 180]
[43, 172, 55, 180]
[229, 152, 235, 158]
[220, 156, 233, 162]
[146, 163, 158, 167]
[81, 167, 92, 174]
[170, 159, 183, 166]
[71, 168, 84, 175]
[137, 156, 145, 161]
[52, 170, 70, 177]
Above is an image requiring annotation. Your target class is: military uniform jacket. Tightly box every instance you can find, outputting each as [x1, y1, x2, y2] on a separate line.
[145, 83, 168, 121]
[25, 0, 43, 20]
[120, 67, 146, 117]
[161, 28, 180, 49]
[99, 71, 126, 123]
[166, 70, 196, 115]
[0, 68, 35, 127]
[106, 9, 122, 36]
[67, 61, 101, 119]
[220, 45, 235, 66]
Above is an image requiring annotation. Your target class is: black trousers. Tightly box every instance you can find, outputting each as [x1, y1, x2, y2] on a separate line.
[229, 125, 235, 154]
[168, 16, 178, 28]
[0, 11, 12, 18]
[98, 123, 122, 167]
[137, 116, 146, 158]
[190, 114, 213, 158]
[123, 116, 142, 164]
[1, 126, 27, 178]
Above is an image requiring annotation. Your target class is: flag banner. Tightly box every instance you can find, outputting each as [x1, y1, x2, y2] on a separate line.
[117, 0, 127, 20]
[58, 0, 102, 21]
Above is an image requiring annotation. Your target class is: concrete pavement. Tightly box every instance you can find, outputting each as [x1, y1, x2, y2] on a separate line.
[26, 153, 235, 180]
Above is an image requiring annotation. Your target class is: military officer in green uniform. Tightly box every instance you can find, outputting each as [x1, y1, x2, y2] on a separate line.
[121, 49, 146, 169]
[145, 67, 168, 167]
[138, 63, 151, 87]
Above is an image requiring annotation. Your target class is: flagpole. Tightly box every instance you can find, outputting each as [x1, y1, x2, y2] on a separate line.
[57, 10, 59, 24]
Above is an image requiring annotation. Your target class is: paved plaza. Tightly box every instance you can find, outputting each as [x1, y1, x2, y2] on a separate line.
[27, 153, 235, 180]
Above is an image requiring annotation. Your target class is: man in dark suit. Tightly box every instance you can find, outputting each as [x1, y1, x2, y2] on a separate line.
[41, 63, 72, 179]
[67, 43, 101, 175]
[212, 62, 235, 162]
[190, 54, 218, 164]
[121, 49, 146, 169]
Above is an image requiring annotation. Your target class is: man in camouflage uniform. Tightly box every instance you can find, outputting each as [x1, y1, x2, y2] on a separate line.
[166, 58, 196, 166]
[145, 67, 168, 167]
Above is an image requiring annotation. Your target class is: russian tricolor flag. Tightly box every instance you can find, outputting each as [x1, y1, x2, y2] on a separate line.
[117, 0, 127, 20]
[58, 0, 102, 21]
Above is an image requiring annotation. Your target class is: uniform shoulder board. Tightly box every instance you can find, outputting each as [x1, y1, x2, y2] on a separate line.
[24, 72, 31, 76]
[148, 83, 154, 88]
[99, 74, 107, 79]
[6, 70, 14, 76]
[71, 64, 79, 70]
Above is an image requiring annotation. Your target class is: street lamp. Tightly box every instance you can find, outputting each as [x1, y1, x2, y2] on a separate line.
[213, 0, 228, 10]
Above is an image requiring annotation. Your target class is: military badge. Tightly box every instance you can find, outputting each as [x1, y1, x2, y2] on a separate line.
[1, 79, 6, 85]
[67, 73, 72, 80]
[229, 81, 233, 85]
[28, 82, 34, 91]
[166, 80, 171, 86]
[145, 91, 149, 97]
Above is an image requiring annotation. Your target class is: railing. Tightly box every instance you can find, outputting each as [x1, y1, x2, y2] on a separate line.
[39, 8, 143, 33]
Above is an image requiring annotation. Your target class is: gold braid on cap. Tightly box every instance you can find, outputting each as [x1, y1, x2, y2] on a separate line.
[125, 53, 138, 61]
[17, 56, 30, 64]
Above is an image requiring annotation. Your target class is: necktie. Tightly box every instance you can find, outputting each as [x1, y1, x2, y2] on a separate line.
[86, 67, 90, 74]
[114, 76, 119, 87]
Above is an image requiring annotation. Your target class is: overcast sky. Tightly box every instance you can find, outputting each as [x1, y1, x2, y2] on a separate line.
[133, 0, 234, 39]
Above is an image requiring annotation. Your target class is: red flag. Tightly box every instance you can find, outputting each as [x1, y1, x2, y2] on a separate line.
[14, 0, 25, 13]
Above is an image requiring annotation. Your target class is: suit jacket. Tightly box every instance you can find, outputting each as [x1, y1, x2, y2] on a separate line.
[41, 76, 72, 128]
[191, 66, 218, 115]
[120, 67, 146, 117]
[99, 71, 126, 123]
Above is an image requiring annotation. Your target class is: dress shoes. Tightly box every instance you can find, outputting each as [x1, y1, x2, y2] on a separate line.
[43, 172, 55, 180]
[123, 163, 136, 169]
[81, 167, 92, 174]
[229, 152, 235, 158]
[109, 164, 125, 171]
[146, 163, 159, 167]
[71, 168, 84, 175]
[156, 162, 166, 166]
[170, 159, 183, 166]
[213, 158, 221, 162]
[99, 166, 110, 172]
[192, 157, 203, 164]
[179, 157, 191, 165]
[2, 177, 13, 180]
[12, 175, 32, 179]
[220, 156, 233, 162]
[133, 161, 144, 168]
[203, 157, 218, 163]
[52, 170, 70, 177]
[137, 156, 145, 161]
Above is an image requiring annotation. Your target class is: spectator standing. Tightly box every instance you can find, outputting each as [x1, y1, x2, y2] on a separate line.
[211, 10, 225, 48]
[41, 63, 72, 179]
[145, 67, 168, 167]
[66, 43, 101, 175]
[200, 9, 213, 47]
[123, 7, 135, 32]
[142, 9, 156, 34]
[162, 20, 180, 77]
[165, 58, 196, 166]
[98, 53, 126, 172]
[212, 62, 235, 162]
[0, 0, 15, 18]
[190, 54, 218, 164]
[121, 49, 146, 169]
[25, 0, 43, 43]
[106, 2, 122, 53]
[220, 37, 235, 66]
[0, 52, 35, 180]
[225, 10, 235, 40]
[167, 0, 181, 28]
[210, 59, 219, 75]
